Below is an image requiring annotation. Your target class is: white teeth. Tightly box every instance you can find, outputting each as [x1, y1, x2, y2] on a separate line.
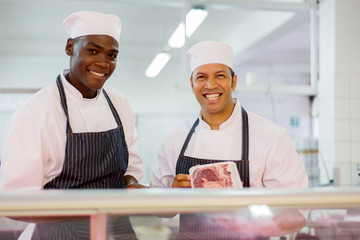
[90, 71, 105, 77]
[206, 93, 220, 100]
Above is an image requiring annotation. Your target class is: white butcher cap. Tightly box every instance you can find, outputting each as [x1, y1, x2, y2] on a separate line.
[186, 41, 234, 72]
[63, 11, 122, 43]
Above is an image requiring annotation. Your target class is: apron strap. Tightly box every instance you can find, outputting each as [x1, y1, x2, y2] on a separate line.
[56, 75, 73, 133]
[102, 89, 129, 159]
[56, 75, 124, 132]
[179, 118, 199, 157]
[176, 105, 250, 187]
[102, 89, 123, 127]
[241, 106, 249, 161]
[180, 107, 249, 161]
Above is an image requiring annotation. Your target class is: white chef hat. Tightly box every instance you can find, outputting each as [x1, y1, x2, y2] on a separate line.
[186, 41, 234, 72]
[63, 11, 122, 43]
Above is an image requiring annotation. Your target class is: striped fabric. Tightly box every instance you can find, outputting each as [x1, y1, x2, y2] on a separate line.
[32, 76, 136, 240]
[175, 107, 250, 187]
[175, 107, 255, 240]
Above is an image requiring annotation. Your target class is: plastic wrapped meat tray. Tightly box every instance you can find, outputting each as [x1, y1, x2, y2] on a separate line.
[189, 161, 242, 189]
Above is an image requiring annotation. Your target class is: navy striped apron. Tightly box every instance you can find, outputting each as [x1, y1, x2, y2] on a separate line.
[176, 107, 268, 240]
[175, 107, 250, 185]
[32, 76, 137, 240]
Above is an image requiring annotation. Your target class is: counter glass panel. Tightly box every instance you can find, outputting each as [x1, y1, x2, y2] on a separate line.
[0, 187, 359, 240]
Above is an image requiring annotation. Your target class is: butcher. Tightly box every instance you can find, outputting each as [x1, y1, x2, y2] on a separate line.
[0, 11, 145, 239]
[150, 41, 309, 239]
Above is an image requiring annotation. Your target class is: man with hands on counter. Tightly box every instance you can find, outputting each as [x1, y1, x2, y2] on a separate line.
[0, 11, 146, 190]
[0, 11, 146, 239]
[150, 41, 309, 238]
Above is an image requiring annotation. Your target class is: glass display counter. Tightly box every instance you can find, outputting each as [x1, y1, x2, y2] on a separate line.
[0, 187, 360, 240]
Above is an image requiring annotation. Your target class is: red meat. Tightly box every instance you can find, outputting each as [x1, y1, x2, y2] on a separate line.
[192, 163, 234, 188]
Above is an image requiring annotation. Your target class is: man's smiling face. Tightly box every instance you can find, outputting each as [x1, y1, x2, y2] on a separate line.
[190, 63, 237, 117]
[66, 35, 119, 98]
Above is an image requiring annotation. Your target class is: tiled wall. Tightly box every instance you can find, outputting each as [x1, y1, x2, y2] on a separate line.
[318, 0, 360, 186]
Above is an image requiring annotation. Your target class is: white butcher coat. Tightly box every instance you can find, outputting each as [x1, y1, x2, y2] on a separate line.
[0, 71, 143, 190]
[150, 99, 308, 189]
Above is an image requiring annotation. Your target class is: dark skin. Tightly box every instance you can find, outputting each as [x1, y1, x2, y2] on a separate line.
[124, 175, 147, 189]
[65, 35, 118, 98]
[8, 36, 147, 224]
[65, 35, 147, 189]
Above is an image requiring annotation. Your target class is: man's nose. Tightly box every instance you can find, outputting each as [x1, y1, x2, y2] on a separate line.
[96, 55, 110, 68]
[205, 77, 216, 88]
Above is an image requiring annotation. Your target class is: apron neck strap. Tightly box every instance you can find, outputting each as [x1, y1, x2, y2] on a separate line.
[241, 106, 249, 160]
[179, 118, 199, 157]
[56, 76, 124, 134]
[179, 106, 249, 160]
[56, 75, 73, 133]
[102, 89, 123, 126]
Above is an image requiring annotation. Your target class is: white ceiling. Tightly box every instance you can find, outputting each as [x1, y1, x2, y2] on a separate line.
[0, 1, 311, 81]
[0, 0, 313, 115]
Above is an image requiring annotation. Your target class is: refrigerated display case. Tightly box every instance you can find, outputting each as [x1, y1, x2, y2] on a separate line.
[1, 187, 360, 240]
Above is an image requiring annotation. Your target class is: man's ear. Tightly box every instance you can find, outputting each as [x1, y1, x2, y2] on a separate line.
[65, 38, 74, 56]
[231, 74, 238, 91]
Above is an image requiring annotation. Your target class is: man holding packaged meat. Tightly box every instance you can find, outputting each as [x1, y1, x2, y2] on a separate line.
[150, 41, 309, 239]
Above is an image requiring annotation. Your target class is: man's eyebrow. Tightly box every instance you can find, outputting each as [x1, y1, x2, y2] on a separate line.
[109, 49, 119, 53]
[88, 42, 103, 49]
[195, 70, 226, 76]
[88, 42, 119, 53]
[194, 71, 207, 76]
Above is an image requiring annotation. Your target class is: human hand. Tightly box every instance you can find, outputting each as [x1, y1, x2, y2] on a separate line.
[172, 174, 191, 188]
[124, 175, 148, 189]
[125, 183, 149, 189]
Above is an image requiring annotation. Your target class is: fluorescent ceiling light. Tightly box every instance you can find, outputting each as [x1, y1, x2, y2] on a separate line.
[168, 6, 208, 48]
[168, 23, 185, 48]
[145, 52, 171, 78]
[186, 8, 208, 37]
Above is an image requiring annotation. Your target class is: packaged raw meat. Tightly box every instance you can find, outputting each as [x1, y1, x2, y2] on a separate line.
[189, 162, 242, 189]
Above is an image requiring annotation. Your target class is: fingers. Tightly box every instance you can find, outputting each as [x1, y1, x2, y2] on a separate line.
[175, 174, 191, 181]
[125, 183, 149, 189]
[172, 174, 191, 188]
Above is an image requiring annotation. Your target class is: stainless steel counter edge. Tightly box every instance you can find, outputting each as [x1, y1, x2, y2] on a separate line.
[0, 187, 359, 216]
